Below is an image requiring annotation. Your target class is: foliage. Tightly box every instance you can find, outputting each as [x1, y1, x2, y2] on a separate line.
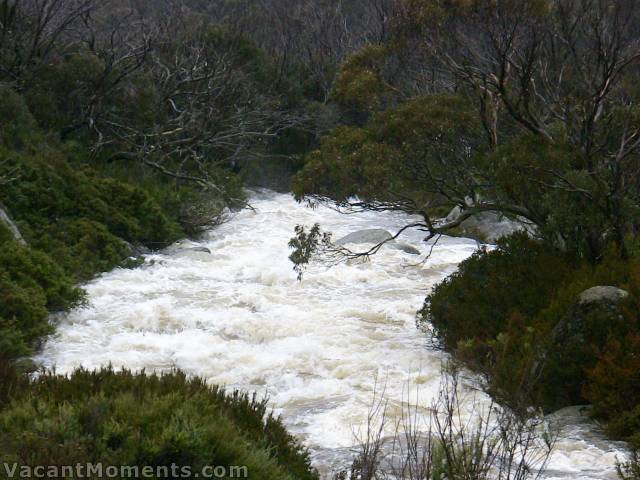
[331, 45, 395, 121]
[618, 451, 640, 480]
[0, 238, 83, 360]
[293, 94, 481, 216]
[423, 233, 573, 350]
[583, 267, 640, 448]
[0, 368, 318, 480]
[288, 224, 330, 280]
[0, 147, 182, 280]
[425, 233, 640, 444]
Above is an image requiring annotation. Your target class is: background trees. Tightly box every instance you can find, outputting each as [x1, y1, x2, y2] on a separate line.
[294, 0, 640, 263]
[289, 0, 640, 462]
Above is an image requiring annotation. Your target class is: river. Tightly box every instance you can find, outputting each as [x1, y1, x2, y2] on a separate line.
[37, 190, 626, 479]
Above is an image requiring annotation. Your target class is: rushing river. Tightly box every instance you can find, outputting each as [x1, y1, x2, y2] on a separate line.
[38, 190, 626, 479]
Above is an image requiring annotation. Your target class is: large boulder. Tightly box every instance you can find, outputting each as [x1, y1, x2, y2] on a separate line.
[531, 285, 631, 405]
[559, 286, 631, 342]
[334, 229, 393, 246]
[334, 229, 421, 256]
[577, 286, 629, 306]
[444, 206, 528, 244]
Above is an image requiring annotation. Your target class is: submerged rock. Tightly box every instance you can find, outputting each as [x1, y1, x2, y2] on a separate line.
[186, 247, 212, 254]
[162, 240, 212, 255]
[390, 243, 421, 255]
[334, 229, 393, 246]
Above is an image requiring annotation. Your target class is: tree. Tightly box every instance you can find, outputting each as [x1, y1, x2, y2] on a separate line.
[291, 0, 640, 266]
[0, 0, 98, 82]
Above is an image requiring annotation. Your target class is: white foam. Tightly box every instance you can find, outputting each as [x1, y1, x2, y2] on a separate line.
[37, 190, 626, 479]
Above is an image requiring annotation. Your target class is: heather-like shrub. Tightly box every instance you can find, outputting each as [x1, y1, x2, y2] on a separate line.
[0, 240, 83, 360]
[0, 368, 318, 480]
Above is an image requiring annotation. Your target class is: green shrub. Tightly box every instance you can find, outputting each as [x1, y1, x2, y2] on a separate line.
[33, 219, 132, 282]
[0, 145, 183, 281]
[0, 85, 39, 149]
[0, 368, 318, 480]
[424, 231, 640, 422]
[584, 265, 640, 447]
[423, 233, 573, 350]
[0, 240, 83, 360]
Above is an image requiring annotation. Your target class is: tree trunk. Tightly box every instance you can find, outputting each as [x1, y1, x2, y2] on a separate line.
[0, 202, 27, 246]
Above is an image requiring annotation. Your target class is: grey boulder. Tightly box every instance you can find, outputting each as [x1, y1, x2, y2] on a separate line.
[334, 229, 393, 246]
[334, 229, 421, 255]
[578, 286, 629, 306]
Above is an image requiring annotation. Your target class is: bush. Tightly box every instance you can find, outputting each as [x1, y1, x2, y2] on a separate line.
[0, 144, 183, 281]
[423, 233, 573, 350]
[424, 231, 640, 440]
[0, 85, 38, 149]
[0, 368, 318, 480]
[584, 266, 640, 448]
[33, 219, 132, 282]
[0, 240, 83, 360]
[422, 233, 577, 406]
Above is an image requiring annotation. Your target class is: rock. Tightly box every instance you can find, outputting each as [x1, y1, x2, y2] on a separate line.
[124, 242, 151, 257]
[334, 229, 422, 255]
[529, 286, 630, 389]
[578, 286, 629, 305]
[444, 206, 528, 244]
[334, 229, 393, 246]
[186, 247, 212, 254]
[553, 286, 629, 344]
[391, 243, 421, 255]
[162, 240, 211, 255]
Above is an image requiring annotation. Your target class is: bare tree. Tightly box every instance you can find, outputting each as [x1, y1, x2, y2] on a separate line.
[291, 1, 640, 265]
[0, 0, 98, 83]
[336, 368, 556, 480]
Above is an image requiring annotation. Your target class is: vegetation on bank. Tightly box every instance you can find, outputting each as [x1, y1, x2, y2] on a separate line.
[0, 1, 354, 475]
[2, 0, 640, 477]
[422, 234, 640, 449]
[0, 366, 318, 480]
[0, 0, 321, 363]
[289, 0, 640, 471]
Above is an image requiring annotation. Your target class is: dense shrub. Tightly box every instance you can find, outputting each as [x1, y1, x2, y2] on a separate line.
[423, 233, 573, 350]
[584, 266, 640, 448]
[424, 232, 640, 446]
[0, 368, 318, 480]
[0, 143, 182, 281]
[0, 239, 83, 360]
[0, 86, 38, 149]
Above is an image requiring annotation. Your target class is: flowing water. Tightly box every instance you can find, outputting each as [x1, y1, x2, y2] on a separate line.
[38, 190, 626, 479]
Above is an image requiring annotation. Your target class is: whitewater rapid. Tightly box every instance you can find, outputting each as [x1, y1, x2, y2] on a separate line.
[38, 190, 625, 479]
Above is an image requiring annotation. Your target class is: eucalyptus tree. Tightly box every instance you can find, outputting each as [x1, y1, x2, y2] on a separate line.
[290, 0, 640, 269]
